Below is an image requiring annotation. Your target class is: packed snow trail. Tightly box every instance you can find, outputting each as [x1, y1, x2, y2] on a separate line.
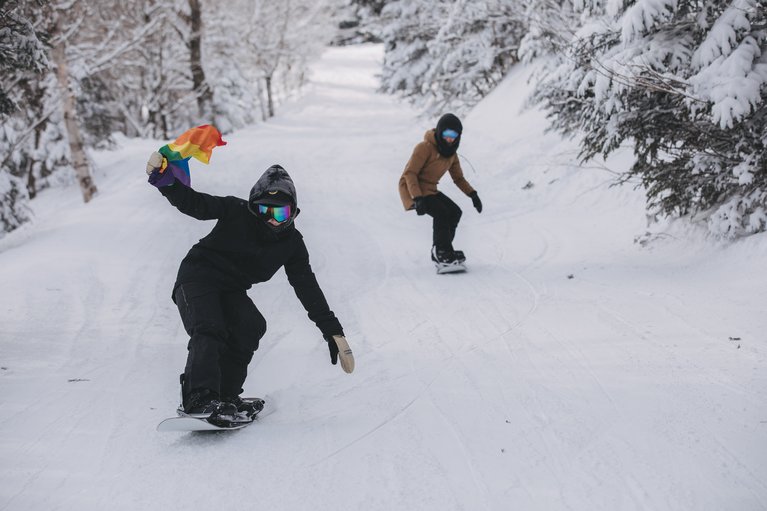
[0, 44, 765, 511]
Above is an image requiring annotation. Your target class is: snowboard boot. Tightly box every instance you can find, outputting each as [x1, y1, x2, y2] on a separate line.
[431, 246, 459, 264]
[452, 250, 466, 263]
[185, 389, 238, 420]
[223, 395, 265, 419]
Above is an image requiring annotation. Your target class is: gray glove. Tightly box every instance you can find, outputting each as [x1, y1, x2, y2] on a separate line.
[146, 151, 164, 175]
[324, 334, 355, 374]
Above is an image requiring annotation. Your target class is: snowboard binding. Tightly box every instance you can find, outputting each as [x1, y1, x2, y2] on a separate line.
[431, 246, 467, 274]
[161, 397, 266, 432]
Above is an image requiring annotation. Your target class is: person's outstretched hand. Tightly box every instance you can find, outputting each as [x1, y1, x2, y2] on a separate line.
[324, 334, 355, 374]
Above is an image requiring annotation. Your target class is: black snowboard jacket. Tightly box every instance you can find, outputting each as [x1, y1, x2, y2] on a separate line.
[159, 182, 343, 338]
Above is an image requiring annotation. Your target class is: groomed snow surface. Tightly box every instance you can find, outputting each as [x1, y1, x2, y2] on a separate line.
[1, 44, 765, 511]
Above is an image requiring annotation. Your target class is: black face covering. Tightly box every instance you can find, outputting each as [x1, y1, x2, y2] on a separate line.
[434, 113, 463, 157]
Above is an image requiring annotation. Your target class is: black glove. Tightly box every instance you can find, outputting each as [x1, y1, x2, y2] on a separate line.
[324, 334, 339, 365]
[470, 191, 482, 213]
[413, 196, 427, 215]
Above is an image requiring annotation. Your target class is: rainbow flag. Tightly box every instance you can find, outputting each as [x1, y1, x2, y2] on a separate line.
[157, 125, 227, 187]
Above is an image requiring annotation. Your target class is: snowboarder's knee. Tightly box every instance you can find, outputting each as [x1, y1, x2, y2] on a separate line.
[192, 322, 229, 341]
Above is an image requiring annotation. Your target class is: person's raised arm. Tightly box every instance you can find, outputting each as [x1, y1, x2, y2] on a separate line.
[145, 151, 227, 220]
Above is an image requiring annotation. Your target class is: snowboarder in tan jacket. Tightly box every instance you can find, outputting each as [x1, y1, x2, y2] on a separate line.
[398, 113, 482, 265]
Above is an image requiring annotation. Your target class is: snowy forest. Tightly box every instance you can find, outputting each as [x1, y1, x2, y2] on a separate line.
[1, 0, 766, 238]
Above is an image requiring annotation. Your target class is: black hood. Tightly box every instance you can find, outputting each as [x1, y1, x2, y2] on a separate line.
[248, 164, 298, 236]
[249, 164, 297, 207]
[434, 113, 462, 157]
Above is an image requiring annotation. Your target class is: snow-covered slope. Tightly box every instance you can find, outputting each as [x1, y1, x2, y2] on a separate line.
[0, 44, 764, 511]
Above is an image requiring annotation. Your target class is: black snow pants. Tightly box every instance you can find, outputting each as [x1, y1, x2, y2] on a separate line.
[422, 192, 462, 251]
[174, 282, 266, 408]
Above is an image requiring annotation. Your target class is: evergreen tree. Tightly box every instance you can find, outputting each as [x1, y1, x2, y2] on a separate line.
[0, 0, 48, 114]
[378, 0, 525, 115]
[334, 0, 386, 45]
[527, 0, 767, 237]
[0, 0, 51, 234]
[378, 0, 442, 108]
[420, 0, 523, 113]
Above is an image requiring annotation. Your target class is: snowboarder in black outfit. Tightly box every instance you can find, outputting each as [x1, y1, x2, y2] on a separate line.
[397, 114, 482, 269]
[146, 154, 354, 421]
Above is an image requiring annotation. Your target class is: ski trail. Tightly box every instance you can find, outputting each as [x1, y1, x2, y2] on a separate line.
[0, 44, 765, 511]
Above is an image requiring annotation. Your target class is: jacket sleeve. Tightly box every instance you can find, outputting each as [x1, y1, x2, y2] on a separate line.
[448, 156, 475, 196]
[402, 143, 429, 198]
[284, 237, 344, 337]
[159, 182, 228, 220]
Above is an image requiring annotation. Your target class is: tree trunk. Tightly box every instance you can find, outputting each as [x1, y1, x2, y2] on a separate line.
[265, 75, 274, 118]
[188, 0, 212, 119]
[26, 122, 44, 199]
[25, 157, 36, 200]
[51, 21, 97, 203]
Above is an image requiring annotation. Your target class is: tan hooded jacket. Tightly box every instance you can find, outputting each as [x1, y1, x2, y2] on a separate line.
[398, 129, 475, 211]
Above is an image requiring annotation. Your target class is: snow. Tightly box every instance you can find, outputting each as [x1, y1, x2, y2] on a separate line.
[1, 44, 766, 510]
[690, 0, 767, 129]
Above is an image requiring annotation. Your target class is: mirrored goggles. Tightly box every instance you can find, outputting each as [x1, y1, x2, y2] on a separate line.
[441, 129, 459, 139]
[256, 204, 292, 223]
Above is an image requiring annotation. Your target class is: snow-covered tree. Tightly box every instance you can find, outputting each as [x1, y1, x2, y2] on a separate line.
[0, 0, 48, 115]
[98, 0, 198, 139]
[528, 0, 767, 237]
[422, 0, 523, 113]
[239, 0, 338, 120]
[49, 2, 103, 203]
[333, 0, 385, 46]
[200, 6, 260, 133]
[517, 0, 580, 62]
[0, 0, 51, 233]
[13, 72, 70, 199]
[0, 0, 342, 236]
[378, 0, 525, 115]
[183, 0, 213, 120]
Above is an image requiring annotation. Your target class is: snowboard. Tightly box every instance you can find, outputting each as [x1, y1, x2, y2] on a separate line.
[435, 261, 467, 274]
[157, 398, 266, 432]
